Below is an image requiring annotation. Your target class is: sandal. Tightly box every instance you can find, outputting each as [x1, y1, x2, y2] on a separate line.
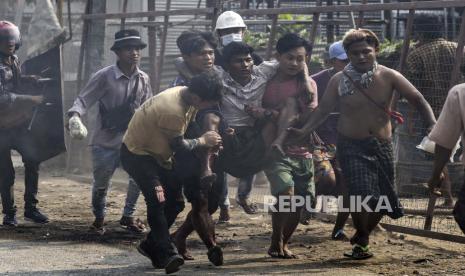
[236, 198, 258, 214]
[267, 248, 284, 258]
[344, 244, 373, 260]
[120, 216, 147, 233]
[283, 249, 298, 259]
[89, 221, 106, 236]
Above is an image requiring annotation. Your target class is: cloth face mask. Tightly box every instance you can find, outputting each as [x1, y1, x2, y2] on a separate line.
[221, 33, 243, 46]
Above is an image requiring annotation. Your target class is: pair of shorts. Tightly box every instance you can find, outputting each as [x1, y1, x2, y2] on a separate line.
[265, 156, 315, 199]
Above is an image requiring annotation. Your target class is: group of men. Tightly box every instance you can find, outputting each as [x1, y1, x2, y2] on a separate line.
[1, 10, 465, 275]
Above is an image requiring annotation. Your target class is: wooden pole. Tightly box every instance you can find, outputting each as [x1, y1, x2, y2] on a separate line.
[82, 1, 465, 20]
[147, 0, 157, 92]
[357, 0, 368, 28]
[76, 0, 92, 93]
[398, 8, 415, 74]
[211, 0, 221, 30]
[240, 0, 247, 9]
[384, 0, 392, 40]
[266, 0, 280, 60]
[449, 11, 465, 87]
[424, 194, 438, 230]
[155, 0, 172, 93]
[346, 0, 356, 29]
[327, 0, 334, 43]
[120, 0, 129, 29]
[308, 0, 322, 61]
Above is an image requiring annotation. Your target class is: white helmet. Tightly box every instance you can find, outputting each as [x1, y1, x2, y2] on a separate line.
[215, 11, 247, 31]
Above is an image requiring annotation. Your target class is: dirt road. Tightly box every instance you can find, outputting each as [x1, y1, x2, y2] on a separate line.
[0, 173, 464, 275]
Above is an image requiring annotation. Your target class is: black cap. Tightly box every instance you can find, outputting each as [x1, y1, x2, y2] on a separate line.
[110, 29, 147, 51]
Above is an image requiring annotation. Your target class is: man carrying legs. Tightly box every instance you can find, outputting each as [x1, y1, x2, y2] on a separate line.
[121, 71, 223, 274]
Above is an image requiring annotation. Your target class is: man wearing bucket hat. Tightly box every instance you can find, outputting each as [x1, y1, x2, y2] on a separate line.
[68, 29, 152, 234]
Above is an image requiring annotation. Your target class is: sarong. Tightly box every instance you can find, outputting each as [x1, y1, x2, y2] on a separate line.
[337, 134, 404, 219]
[217, 126, 267, 178]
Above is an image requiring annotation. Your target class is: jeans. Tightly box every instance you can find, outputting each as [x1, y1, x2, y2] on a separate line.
[218, 174, 255, 209]
[120, 144, 178, 259]
[0, 150, 40, 215]
[236, 174, 256, 201]
[91, 145, 140, 219]
[0, 125, 43, 215]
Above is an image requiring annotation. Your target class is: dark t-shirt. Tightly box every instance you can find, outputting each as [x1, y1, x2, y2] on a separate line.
[214, 48, 263, 69]
[311, 68, 339, 145]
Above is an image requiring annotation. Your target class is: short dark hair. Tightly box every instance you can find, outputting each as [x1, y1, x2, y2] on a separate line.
[188, 71, 223, 102]
[176, 30, 217, 55]
[222, 42, 254, 64]
[276, 33, 312, 54]
[342, 29, 380, 52]
[413, 14, 444, 40]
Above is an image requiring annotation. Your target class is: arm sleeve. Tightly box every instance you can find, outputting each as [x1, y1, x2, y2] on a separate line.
[257, 60, 279, 80]
[67, 71, 105, 117]
[429, 87, 464, 149]
[170, 136, 201, 152]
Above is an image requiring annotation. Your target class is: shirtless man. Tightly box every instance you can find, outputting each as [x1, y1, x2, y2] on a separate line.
[289, 29, 436, 259]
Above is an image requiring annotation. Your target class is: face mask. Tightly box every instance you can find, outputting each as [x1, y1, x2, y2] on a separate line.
[221, 33, 243, 46]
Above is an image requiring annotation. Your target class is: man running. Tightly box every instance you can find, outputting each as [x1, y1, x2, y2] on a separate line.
[289, 29, 436, 259]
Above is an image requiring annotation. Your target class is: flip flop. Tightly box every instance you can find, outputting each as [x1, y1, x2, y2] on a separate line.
[283, 251, 299, 259]
[89, 224, 106, 235]
[120, 218, 147, 234]
[267, 249, 284, 259]
[343, 245, 373, 260]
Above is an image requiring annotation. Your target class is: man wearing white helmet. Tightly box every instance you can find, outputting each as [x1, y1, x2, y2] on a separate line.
[214, 11, 263, 69]
[0, 20, 48, 226]
[214, 11, 264, 220]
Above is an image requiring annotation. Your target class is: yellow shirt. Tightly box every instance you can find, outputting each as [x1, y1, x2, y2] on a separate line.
[123, 86, 197, 169]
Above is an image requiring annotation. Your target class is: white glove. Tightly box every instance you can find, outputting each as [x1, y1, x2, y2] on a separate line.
[69, 115, 88, 140]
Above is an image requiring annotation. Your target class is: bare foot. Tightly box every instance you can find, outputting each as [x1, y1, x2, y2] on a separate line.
[283, 245, 298, 259]
[267, 244, 284, 258]
[171, 233, 195, 261]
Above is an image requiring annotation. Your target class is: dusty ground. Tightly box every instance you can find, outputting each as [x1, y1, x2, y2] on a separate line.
[0, 171, 464, 275]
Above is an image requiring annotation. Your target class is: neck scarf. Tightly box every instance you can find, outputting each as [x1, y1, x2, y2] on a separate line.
[339, 61, 378, 96]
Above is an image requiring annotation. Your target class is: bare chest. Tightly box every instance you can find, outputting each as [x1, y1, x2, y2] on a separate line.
[339, 81, 393, 112]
